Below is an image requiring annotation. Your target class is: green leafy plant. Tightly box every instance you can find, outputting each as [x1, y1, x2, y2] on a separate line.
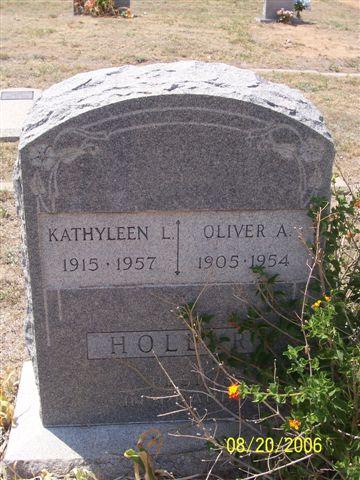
[294, 0, 311, 19]
[0, 369, 17, 459]
[167, 180, 359, 479]
[0, 206, 10, 219]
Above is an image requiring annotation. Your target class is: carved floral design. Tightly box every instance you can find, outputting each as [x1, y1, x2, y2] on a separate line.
[27, 109, 319, 212]
[28, 130, 103, 212]
[30, 145, 56, 171]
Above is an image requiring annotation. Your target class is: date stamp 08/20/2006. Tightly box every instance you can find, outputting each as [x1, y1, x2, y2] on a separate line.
[225, 436, 323, 455]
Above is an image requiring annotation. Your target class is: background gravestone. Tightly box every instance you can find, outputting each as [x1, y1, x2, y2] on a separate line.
[262, 0, 295, 20]
[6, 61, 334, 477]
[0, 88, 42, 141]
[114, 0, 130, 8]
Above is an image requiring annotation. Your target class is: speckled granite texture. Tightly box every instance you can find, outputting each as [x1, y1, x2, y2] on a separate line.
[14, 62, 334, 431]
[19, 61, 331, 148]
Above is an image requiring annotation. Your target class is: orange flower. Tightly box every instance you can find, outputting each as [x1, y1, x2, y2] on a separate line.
[324, 295, 331, 302]
[121, 7, 133, 18]
[84, 0, 96, 12]
[354, 199, 360, 209]
[312, 300, 321, 310]
[289, 418, 301, 430]
[228, 384, 240, 400]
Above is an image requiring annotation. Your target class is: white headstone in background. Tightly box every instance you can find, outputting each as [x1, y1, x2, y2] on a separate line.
[0, 88, 42, 141]
[262, 0, 295, 21]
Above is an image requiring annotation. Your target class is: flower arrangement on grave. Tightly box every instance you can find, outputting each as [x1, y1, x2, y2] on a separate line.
[276, 8, 294, 24]
[74, 0, 134, 18]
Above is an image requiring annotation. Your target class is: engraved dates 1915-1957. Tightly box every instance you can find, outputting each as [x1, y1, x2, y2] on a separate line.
[62, 253, 289, 274]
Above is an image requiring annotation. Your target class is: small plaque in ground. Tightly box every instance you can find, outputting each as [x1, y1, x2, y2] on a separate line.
[1, 90, 35, 100]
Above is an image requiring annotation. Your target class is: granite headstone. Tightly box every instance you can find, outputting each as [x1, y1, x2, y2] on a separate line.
[15, 60, 334, 425]
[7, 61, 334, 477]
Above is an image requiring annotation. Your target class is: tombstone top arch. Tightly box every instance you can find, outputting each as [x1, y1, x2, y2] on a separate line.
[20, 61, 331, 146]
[18, 61, 333, 215]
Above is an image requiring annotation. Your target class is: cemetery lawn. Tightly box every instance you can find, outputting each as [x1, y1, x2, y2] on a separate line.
[0, 189, 25, 374]
[0, 0, 359, 90]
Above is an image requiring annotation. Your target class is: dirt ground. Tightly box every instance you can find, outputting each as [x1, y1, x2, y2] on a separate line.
[0, 0, 359, 375]
[0, 189, 26, 375]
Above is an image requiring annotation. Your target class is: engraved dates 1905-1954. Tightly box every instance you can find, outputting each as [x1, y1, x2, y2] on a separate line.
[62, 253, 289, 274]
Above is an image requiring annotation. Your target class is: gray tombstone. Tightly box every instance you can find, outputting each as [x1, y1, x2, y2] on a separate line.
[114, 0, 130, 8]
[5, 62, 334, 478]
[262, 0, 295, 21]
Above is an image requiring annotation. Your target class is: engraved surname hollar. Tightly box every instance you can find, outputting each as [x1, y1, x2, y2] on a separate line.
[87, 328, 249, 359]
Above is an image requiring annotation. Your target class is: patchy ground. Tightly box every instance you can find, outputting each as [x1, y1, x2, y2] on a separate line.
[0, 0, 359, 90]
[0, 189, 26, 374]
[0, 1, 359, 376]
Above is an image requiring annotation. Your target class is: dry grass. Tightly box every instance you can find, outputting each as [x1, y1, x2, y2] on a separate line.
[0, 143, 17, 182]
[0, 190, 27, 375]
[0, 144, 25, 374]
[0, 368, 18, 459]
[0, 0, 359, 90]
